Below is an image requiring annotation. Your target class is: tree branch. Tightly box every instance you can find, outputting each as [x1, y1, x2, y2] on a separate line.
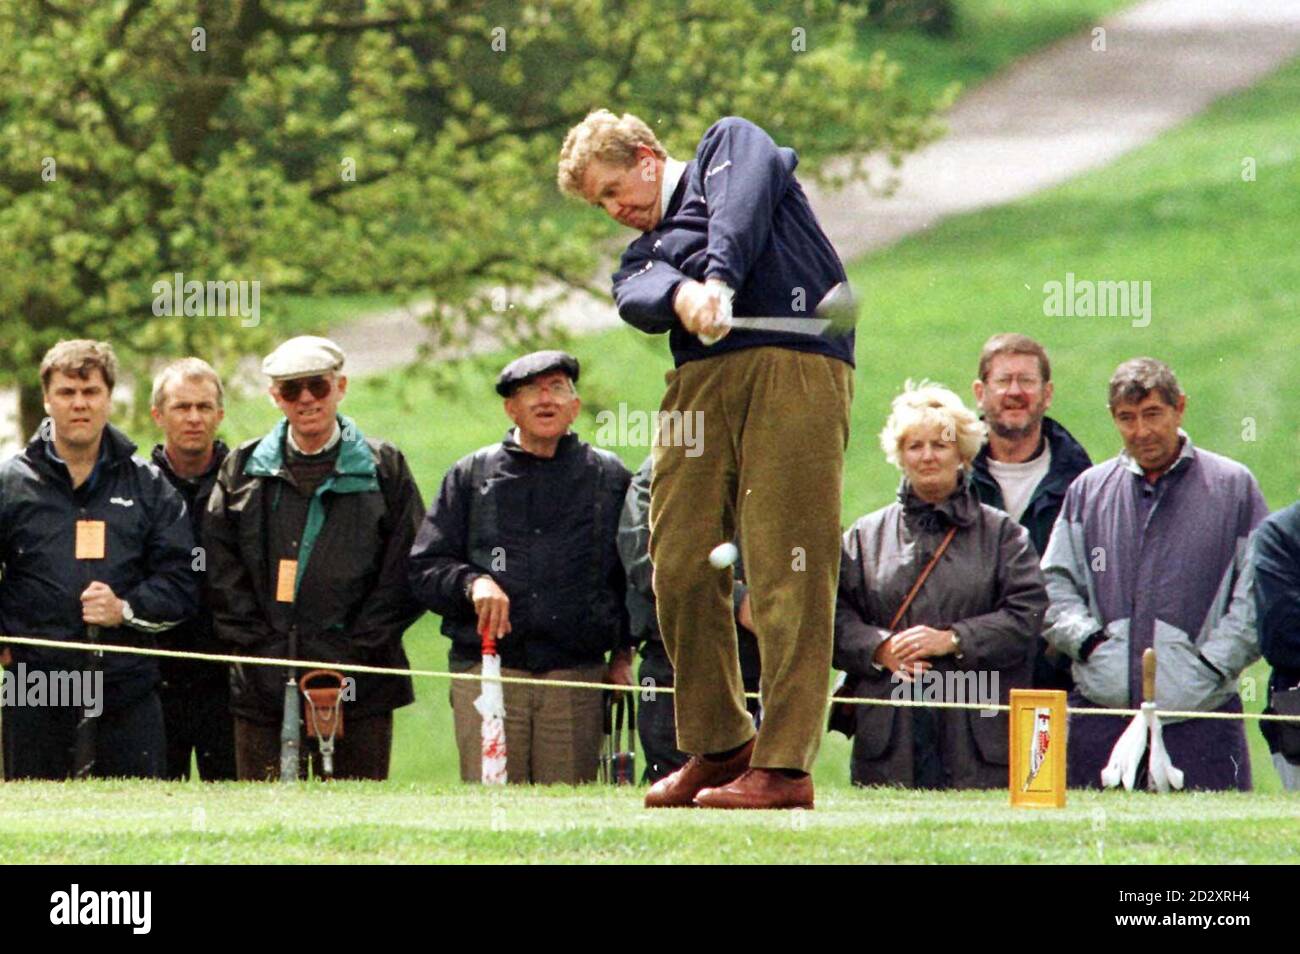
[35, 0, 75, 21]
[262, 12, 430, 36]
[537, 264, 610, 302]
[109, 0, 150, 45]
[0, 170, 46, 195]
[85, 81, 137, 151]
[454, 115, 570, 151]
[309, 166, 399, 201]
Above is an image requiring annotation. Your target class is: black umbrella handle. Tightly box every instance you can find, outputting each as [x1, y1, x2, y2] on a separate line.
[72, 624, 102, 780]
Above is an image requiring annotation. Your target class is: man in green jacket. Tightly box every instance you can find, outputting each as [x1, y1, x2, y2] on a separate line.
[204, 336, 425, 781]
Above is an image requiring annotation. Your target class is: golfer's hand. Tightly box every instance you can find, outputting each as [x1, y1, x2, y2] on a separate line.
[606, 649, 634, 687]
[892, 625, 957, 665]
[0, 647, 10, 668]
[80, 581, 125, 627]
[673, 280, 731, 342]
[471, 576, 512, 641]
[874, 634, 931, 682]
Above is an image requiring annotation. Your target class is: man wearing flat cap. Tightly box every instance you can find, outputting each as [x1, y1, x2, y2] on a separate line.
[204, 335, 426, 780]
[409, 350, 634, 784]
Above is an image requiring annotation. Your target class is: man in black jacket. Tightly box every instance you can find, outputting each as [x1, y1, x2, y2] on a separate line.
[0, 340, 198, 779]
[204, 336, 425, 781]
[409, 350, 633, 785]
[969, 334, 1092, 690]
[1251, 502, 1300, 790]
[149, 358, 236, 781]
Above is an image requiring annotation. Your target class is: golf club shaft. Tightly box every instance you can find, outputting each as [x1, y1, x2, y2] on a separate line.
[279, 626, 300, 783]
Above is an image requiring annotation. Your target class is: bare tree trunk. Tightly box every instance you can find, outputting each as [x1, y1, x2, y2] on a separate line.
[18, 380, 44, 445]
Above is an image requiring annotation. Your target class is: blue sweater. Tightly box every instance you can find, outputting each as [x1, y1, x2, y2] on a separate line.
[611, 117, 855, 369]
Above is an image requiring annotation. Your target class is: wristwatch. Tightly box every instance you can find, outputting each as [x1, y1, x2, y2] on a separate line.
[950, 630, 964, 660]
[120, 600, 135, 625]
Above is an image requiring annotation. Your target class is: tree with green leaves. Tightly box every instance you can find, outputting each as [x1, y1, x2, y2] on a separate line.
[0, 0, 943, 438]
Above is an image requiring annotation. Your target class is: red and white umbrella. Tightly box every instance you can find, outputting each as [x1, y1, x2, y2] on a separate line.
[475, 633, 507, 785]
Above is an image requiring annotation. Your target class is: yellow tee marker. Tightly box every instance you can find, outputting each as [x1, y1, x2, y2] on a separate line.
[1010, 689, 1067, 808]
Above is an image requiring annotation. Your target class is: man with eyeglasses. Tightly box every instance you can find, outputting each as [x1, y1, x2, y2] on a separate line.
[204, 336, 426, 780]
[970, 334, 1092, 690]
[409, 350, 634, 784]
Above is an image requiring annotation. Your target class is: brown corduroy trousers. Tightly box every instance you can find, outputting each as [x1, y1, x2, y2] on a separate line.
[650, 346, 852, 773]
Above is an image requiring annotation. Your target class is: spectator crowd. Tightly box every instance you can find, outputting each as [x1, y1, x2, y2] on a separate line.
[1, 108, 1296, 800]
[0, 331, 1292, 795]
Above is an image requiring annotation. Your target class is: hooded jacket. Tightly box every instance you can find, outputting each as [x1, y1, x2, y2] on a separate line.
[203, 416, 424, 723]
[834, 479, 1048, 788]
[0, 421, 198, 711]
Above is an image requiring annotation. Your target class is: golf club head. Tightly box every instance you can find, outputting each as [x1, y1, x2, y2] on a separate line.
[816, 281, 859, 335]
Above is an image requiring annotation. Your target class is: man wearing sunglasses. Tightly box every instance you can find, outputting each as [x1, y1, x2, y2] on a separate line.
[204, 336, 426, 780]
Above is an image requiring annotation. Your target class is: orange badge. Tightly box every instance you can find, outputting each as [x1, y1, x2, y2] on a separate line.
[75, 520, 106, 560]
[276, 559, 298, 603]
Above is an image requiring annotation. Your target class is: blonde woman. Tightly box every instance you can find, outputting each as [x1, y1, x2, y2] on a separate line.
[833, 382, 1048, 788]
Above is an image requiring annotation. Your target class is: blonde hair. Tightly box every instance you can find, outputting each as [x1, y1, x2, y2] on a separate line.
[152, 357, 225, 411]
[879, 380, 987, 469]
[557, 109, 667, 199]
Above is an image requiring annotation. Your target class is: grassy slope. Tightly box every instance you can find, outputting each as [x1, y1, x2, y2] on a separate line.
[1, 782, 1297, 863]
[198, 55, 1300, 796]
[854, 0, 1134, 103]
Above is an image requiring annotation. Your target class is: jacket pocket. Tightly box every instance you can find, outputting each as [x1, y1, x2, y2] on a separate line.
[968, 710, 1010, 766]
[851, 673, 899, 760]
[1155, 619, 1227, 715]
[1072, 618, 1130, 709]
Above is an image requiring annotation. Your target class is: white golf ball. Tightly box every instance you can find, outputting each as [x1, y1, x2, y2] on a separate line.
[708, 542, 739, 569]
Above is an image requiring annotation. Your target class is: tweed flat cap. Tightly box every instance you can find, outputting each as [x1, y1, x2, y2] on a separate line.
[495, 350, 580, 397]
[262, 335, 346, 380]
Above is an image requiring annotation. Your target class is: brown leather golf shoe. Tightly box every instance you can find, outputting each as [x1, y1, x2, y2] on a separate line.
[644, 738, 754, 808]
[693, 768, 814, 810]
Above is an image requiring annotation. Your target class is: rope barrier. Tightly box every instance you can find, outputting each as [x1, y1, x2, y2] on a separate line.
[4, 633, 1299, 723]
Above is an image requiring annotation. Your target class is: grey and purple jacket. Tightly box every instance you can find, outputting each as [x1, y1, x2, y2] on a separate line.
[1041, 432, 1268, 717]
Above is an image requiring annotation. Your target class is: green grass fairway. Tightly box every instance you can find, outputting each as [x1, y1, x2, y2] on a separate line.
[0, 782, 1296, 864]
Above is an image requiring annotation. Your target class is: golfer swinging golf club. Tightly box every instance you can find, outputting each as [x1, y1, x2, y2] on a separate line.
[559, 111, 855, 809]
